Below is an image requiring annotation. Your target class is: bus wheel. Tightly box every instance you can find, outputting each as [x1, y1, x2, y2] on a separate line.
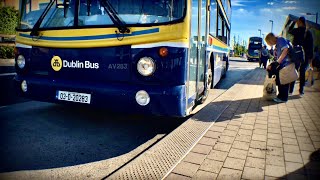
[200, 61, 212, 104]
[208, 60, 213, 89]
[222, 60, 228, 79]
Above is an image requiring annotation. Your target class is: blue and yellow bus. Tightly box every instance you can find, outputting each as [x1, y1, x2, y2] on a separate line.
[14, 0, 231, 117]
[247, 36, 262, 61]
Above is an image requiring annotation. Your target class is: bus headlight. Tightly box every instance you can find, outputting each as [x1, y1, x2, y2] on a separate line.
[135, 90, 150, 106]
[137, 57, 155, 76]
[17, 55, 26, 69]
[21, 80, 27, 92]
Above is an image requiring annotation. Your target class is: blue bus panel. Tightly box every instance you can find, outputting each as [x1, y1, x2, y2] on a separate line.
[14, 45, 189, 117]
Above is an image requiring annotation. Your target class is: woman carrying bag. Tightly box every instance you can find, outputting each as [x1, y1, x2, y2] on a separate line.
[265, 33, 291, 103]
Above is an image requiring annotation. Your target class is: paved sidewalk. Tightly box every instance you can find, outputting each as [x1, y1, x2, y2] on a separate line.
[165, 68, 320, 180]
[0, 58, 14, 67]
[0, 59, 15, 75]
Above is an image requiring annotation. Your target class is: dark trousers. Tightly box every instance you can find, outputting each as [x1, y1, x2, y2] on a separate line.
[260, 57, 268, 69]
[276, 64, 289, 101]
[289, 62, 307, 94]
[278, 83, 289, 101]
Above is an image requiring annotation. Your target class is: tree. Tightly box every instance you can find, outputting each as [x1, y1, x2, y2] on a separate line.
[233, 37, 247, 57]
[0, 5, 18, 58]
[0, 6, 18, 34]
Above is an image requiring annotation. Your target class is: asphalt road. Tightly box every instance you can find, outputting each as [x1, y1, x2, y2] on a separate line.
[0, 74, 29, 106]
[0, 57, 257, 177]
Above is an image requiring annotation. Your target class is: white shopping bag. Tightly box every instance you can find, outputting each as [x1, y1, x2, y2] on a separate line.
[305, 67, 314, 87]
[263, 75, 277, 100]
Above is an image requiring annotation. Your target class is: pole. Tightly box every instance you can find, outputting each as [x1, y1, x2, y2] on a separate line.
[258, 29, 261, 37]
[269, 20, 273, 32]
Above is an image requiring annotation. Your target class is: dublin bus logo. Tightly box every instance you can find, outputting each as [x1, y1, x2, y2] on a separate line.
[51, 56, 62, 71]
[53, 59, 60, 67]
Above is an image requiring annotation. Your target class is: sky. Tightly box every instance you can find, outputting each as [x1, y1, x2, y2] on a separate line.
[230, 0, 320, 47]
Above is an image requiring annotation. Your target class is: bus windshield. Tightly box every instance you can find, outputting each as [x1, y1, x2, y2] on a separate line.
[248, 37, 262, 49]
[249, 37, 262, 45]
[19, 0, 185, 30]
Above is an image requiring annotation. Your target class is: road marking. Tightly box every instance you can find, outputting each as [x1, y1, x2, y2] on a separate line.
[0, 73, 16, 76]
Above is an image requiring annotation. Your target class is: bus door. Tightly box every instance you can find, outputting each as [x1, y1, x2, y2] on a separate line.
[188, 0, 207, 108]
[198, 0, 207, 97]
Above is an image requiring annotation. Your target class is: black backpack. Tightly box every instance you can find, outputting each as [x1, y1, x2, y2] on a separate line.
[287, 30, 308, 63]
[288, 43, 305, 63]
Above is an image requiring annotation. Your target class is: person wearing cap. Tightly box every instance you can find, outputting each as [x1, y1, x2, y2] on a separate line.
[288, 16, 314, 96]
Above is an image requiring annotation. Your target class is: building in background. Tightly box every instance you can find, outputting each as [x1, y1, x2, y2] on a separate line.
[0, 0, 19, 10]
[281, 14, 320, 50]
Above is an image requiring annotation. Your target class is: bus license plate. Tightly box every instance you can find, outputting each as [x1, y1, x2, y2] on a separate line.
[57, 91, 91, 104]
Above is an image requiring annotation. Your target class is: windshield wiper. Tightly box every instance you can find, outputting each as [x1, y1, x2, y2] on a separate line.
[30, 0, 55, 36]
[100, 0, 130, 34]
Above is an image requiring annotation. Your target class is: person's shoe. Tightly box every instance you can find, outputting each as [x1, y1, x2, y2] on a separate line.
[273, 97, 287, 103]
[289, 92, 293, 96]
[299, 92, 304, 97]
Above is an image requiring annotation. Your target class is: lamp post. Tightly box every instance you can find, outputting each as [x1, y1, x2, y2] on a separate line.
[306, 12, 318, 24]
[269, 20, 273, 32]
[258, 29, 261, 37]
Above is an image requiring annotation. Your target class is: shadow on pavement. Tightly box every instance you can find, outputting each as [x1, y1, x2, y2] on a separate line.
[202, 82, 319, 123]
[282, 149, 320, 179]
[229, 59, 252, 63]
[229, 58, 259, 64]
[0, 103, 186, 172]
[196, 78, 320, 179]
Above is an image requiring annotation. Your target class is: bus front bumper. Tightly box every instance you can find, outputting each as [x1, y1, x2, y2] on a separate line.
[14, 76, 187, 117]
[247, 55, 260, 61]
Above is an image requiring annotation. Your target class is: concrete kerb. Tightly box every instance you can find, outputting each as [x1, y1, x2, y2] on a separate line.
[0, 59, 15, 67]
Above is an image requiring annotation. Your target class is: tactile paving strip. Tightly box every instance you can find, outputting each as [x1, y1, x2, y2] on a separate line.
[107, 69, 262, 180]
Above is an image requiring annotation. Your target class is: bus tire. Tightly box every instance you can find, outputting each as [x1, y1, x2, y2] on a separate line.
[222, 58, 228, 78]
[199, 60, 212, 104]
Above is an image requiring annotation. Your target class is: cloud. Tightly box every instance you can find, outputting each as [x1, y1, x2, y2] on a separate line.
[232, 2, 246, 6]
[282, 6, 298, 10]
[267, 2, 274, 5]
[260, 8, 272, 12]
[284, 1, 297, 3]
[233, 8, 253, 16]
[232, 0, 255, 7]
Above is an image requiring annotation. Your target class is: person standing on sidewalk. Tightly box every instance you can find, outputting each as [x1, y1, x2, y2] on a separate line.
[287, 16, 314, 96]
[260, 45, 269, 69]
[265, 33, 290, 103]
